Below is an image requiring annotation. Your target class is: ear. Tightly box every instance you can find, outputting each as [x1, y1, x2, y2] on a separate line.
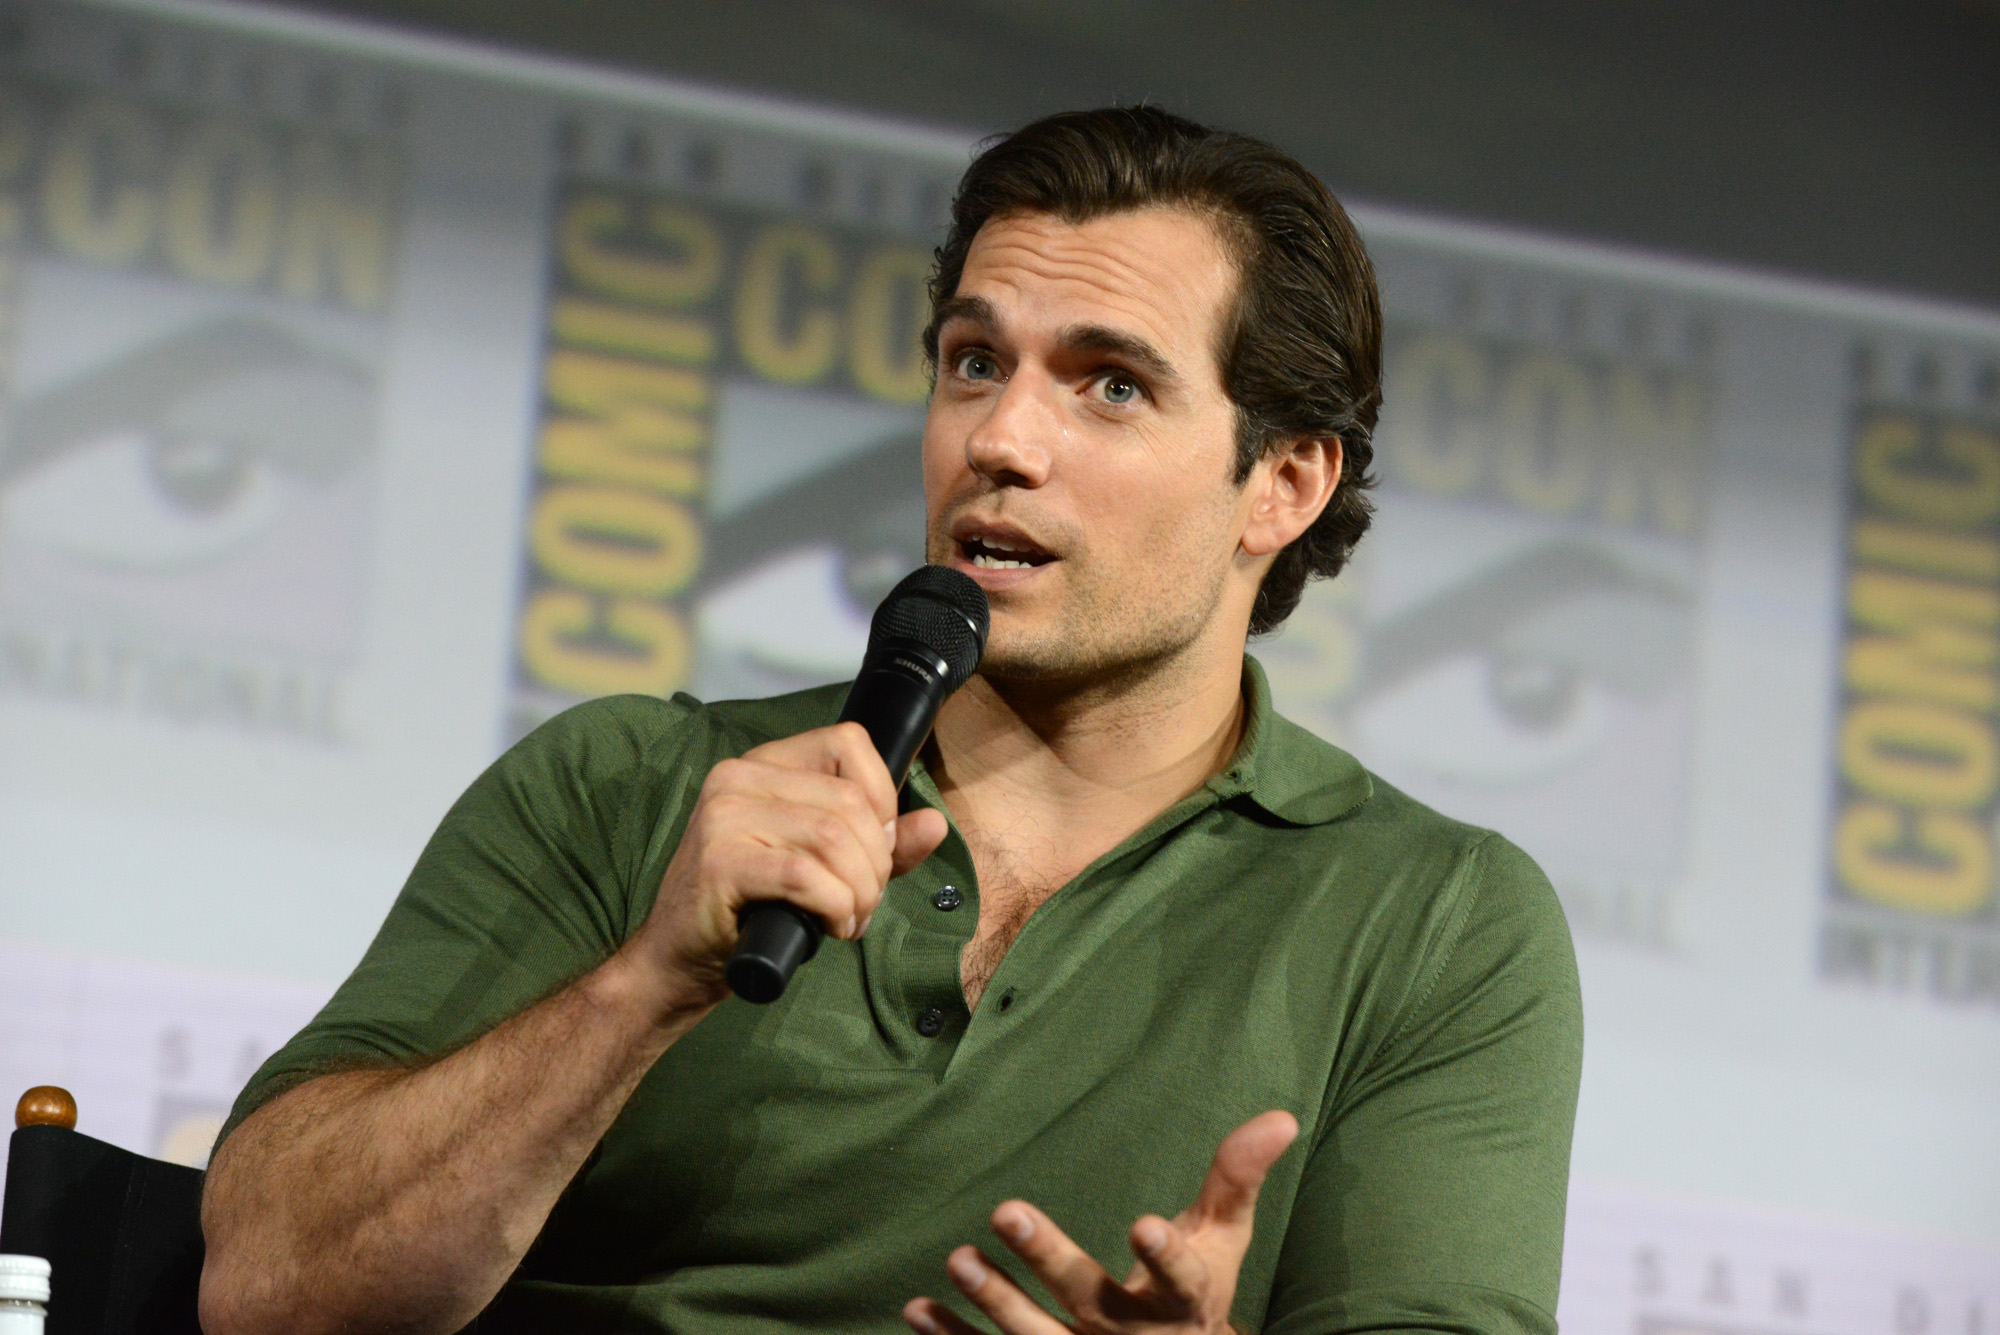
[1240, 437, 1343, 558]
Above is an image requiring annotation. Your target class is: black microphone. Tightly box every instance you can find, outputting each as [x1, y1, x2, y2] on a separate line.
[725, 566, 990, 1004]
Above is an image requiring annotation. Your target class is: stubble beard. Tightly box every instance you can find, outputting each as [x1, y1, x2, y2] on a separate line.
[933, 535, 1232, 700]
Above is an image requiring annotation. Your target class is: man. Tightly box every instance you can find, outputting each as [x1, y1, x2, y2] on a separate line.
[200, 107, 1581, 1335]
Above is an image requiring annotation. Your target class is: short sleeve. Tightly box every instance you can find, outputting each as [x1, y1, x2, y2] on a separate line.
[1262, 834, 1584, 1335]
[217, 695, 699, 1147]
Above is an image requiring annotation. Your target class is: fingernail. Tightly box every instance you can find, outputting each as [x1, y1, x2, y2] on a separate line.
[948, 1251, 987, 1292]
[858, 913, 874, 936]
[883, 819, 899, 845]
[1139, 1221, 1167, 1255]
[1001, 1209, 1033, 1244]
[843, 915, 857, 938]
[907, 1309, 938, 1334]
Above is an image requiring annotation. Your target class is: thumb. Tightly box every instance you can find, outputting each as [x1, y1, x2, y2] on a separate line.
[1184, 1111, 1298, 1230]
[890, 807, 951, 877]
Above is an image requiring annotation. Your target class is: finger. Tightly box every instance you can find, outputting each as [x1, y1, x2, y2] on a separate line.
[945, 1245, 1071, 1335]
[752, 794, 893, 915]
[989, 1200, 1116, 1317]
[705, 761, 896, 881]
[1184, 1110, 1299, 1229]
[901, 1297, 983, 1335]
[1128, 1213, 1208, 1312]
[892, 807, 951, 877]
[714, 836, 869, 941]
[715, 796, 888, 935]
[747, 722, 900, 824]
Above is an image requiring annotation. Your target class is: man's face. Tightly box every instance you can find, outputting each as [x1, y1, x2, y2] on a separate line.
[923, 207, 1256, 684]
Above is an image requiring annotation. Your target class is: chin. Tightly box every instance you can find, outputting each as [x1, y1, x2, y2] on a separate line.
[976, 630, 1174, 689]
[974, 643, 1078, 683]
[971, 623, 1106, 680]
[973, 578, 1226, 687]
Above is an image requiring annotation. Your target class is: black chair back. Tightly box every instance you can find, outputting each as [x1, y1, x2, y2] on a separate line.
[0, 1124, 204, 1335]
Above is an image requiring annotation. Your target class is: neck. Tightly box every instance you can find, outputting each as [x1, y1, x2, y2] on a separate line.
[927, 631, 1248, 847]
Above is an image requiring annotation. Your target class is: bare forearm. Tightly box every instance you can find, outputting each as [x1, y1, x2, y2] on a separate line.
[199, 948, 718, 1335]
[200, 721, 931, 1333]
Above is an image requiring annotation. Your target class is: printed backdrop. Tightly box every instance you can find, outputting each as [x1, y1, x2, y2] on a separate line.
[0, 3, 1996, 1331]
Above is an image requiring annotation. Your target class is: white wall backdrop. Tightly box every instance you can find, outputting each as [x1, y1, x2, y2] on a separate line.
[1, 2, 1997, 1331]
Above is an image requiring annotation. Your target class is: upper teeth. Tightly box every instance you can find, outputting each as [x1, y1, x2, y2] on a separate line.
[971, 537, 1037, 570]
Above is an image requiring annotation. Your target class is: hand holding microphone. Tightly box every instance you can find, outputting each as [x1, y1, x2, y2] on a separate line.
[622, 567, 988, 1014]
[729, 566, 989, 1002]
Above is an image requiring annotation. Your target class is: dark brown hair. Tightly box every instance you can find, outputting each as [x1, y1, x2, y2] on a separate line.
[924, 105, 1383, 634]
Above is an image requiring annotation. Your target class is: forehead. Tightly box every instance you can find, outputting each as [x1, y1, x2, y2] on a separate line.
[952, 208, 1237, 364]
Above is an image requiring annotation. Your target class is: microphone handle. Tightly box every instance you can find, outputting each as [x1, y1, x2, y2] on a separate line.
[723, 647, 950, 1004]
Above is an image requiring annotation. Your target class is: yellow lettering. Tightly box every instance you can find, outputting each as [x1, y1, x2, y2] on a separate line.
[1835, 800, 1992, 916]
[279, 134, 395, 311]
[1852, 520, 2000, 582]
[561, 196, 722, 308]
[163, 119, 280, 287]
[1845, 570, 2000, 712]
[1856, 416, 2000, 527]
[1497, 352, 1594, 514]
[1841, 699, 1998, 809]
[1386, 334, 1486, 494]
[544, 351, 708, 418]
[42, 99, 155, 266]
[530, 485, 701, 597]
[551, 297, 713, 366]
[847, 245, 931, 403]
[519, 590, 691, 697]
[1602, 366, 1704, 534]
[539, 412, 704, 496]
[0, 93, 25, 245]
[735, 222, 840, 383]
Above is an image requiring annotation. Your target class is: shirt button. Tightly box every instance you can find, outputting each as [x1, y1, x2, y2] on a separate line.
[915, 1007, 945, 1037]
[932, 884, 963, 912]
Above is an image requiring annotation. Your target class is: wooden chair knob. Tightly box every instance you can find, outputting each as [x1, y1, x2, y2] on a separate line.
[16, 1086, 77, 1130]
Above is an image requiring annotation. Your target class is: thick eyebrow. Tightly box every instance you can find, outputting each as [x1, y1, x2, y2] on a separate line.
[932, 295, 1183, 399]
[1056, 323, 1182, 397]
[931, 294, 999, 341]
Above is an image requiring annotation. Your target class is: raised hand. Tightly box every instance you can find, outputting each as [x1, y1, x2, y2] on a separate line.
[904, 1110, 1300, 1335]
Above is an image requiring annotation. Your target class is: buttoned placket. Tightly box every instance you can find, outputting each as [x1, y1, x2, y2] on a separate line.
[863, 758, 1249, 1081]
[851, 768, 980, 1070]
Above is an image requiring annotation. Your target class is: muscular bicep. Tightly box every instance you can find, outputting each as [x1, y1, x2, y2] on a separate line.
[218, 696, 700, 1148]
[1263, 837, 1584, 1335]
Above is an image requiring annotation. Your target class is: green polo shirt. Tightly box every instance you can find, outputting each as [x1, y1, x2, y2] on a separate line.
[223, 657, 1582, 1334]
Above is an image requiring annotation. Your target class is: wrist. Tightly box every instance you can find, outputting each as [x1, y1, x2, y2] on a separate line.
[586, 945, 725, 1049]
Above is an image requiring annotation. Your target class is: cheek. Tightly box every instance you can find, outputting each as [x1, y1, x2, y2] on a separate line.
[1124, 429, 1239, 541]
[919, 419, 965, 515]
[1080, 465, 1204, 564]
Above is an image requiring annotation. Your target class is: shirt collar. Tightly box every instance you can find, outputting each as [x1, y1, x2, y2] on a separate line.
[903, 654, 1372, 828]
[1204, 655, 1373, 826]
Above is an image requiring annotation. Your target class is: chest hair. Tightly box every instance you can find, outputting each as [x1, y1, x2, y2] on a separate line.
[958, 834, 1087, 1011]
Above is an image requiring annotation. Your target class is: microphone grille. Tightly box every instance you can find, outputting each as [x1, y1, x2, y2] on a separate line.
[872, 566, 990, 691]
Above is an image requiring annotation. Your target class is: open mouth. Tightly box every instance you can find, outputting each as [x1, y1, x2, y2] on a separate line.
[961, 534, 1055, 571]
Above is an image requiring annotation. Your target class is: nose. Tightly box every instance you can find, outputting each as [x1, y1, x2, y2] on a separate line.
[962, 374, 1054, 490]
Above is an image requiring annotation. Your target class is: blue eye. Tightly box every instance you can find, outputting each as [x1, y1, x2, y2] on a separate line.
[1102, 375, 1139, 404]
[959, 351, 998, 380]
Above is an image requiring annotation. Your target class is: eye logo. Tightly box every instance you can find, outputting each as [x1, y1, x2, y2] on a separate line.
[1262, 296, 1713, 952]
[0, 74, 399, 739]
[1348, 544, 1693, 787]
[2, 318, 371, 573]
